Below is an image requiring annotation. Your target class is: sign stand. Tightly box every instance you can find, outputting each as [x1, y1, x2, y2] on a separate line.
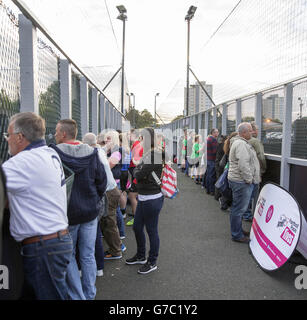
[249, 183, 307, 272]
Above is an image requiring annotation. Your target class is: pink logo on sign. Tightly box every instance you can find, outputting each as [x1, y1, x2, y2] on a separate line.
[266, 205, 274, 223]
[281, 227, 295, 246]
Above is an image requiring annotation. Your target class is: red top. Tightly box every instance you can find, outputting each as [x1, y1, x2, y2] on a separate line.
[64, 140, 82, 145]
[130, 140, 143, 168]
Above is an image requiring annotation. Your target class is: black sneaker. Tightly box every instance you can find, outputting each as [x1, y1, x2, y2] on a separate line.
[125, 254, 147, 265]
[232, 236, 250, 244]
[138, 261, 157, 274]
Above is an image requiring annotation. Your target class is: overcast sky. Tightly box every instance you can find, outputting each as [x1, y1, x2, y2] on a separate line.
[12, 0, 240, 118]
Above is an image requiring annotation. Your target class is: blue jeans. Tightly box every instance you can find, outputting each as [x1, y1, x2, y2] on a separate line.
[66, 219, 98, 300]
[133, 196, 164, 265]
[243, 184, 259, 220]
[95, 219, 104, 270]
[116, 182, 125, 238]
[201, 171, 207, 188]
[229, 181, 253, 240]
[116, 206, 125, 238]
[206, 160, 216, 193]
[184, 157, 190, 175]
[21, 233, 73, 300]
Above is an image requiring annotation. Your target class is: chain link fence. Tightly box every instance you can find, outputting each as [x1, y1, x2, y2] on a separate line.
[0, 0, 125, 163]
[0, 1, 20, 162]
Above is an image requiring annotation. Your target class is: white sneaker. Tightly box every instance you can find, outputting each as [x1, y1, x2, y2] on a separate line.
[121, 243, 127, 252]
[97, 269, 104, 277]
[120, 235, 126, 240]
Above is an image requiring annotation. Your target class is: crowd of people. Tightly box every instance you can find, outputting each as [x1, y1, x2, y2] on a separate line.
[0, 110, 267, 300]
[177, 122, 266, 244]
[0, 112, 166, 300]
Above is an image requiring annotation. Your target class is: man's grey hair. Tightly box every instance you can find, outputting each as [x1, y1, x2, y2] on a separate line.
[97, 132, 105, 145]
[10, 112, 45, 142]
[237, 122, 252, 135]
[83, 133, 97, 146]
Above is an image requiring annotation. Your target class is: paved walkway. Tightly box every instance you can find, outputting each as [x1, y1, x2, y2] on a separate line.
[96, 169, 307, 300]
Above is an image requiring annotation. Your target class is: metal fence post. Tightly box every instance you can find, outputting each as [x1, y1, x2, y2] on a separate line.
[255, 92, 263, 140]
[236, 98, 242, 127]
[105, 101, 110, 129]
[59, 59, 72, 119]
[80, 77, 88, 137]
[222, 103, 227, 135]
[204, 111, 209, 134]
[99, 95, 105, 132]
[19, 14, 39, 113]
[198, 113, 202, 131]
[111, 106, 115, 129]
[91, 88, 98, 135]
[213, 108, 217, 129]
[280, 83, 293, 190]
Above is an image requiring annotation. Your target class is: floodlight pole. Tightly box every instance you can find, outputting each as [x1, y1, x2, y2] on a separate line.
[186, 18, 191, 117]
[154, 93, 159, 128]
[117, 6, 127, 114]
[131, 93, 135, 128]
[185, 6, 196, 117]
[121, 18, 126, 114]
[126, 92, 135, 127]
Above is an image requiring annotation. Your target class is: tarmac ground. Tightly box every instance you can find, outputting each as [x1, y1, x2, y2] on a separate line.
[96, 168, 307, 300]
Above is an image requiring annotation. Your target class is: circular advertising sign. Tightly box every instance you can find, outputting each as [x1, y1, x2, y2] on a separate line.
[249, 183, 303, 272]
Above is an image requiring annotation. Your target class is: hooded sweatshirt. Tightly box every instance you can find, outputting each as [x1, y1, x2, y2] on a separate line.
[50, 143, 107, 225]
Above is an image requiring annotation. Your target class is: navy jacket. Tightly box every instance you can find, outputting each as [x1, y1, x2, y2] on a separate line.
[50, 143, 107, 225]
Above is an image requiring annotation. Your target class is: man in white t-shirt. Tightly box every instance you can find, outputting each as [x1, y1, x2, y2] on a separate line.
[2, 112, 72, 300]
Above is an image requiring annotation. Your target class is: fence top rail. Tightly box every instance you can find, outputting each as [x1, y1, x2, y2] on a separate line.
[166, 73, 307, 125]
[11, 0, 126, 119]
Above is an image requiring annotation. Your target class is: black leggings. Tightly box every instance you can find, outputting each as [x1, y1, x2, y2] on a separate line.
[120, 170, 128, 191]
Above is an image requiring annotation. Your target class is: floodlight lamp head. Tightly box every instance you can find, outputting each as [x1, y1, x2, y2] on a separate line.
[117, 14, 127, 21]
[185, 5, 197, 20]
[117, 5, 127, 14]
[117, 5, 127, 21]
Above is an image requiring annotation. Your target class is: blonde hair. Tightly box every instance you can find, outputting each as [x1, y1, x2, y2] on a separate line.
[105, 130, 119, 146]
